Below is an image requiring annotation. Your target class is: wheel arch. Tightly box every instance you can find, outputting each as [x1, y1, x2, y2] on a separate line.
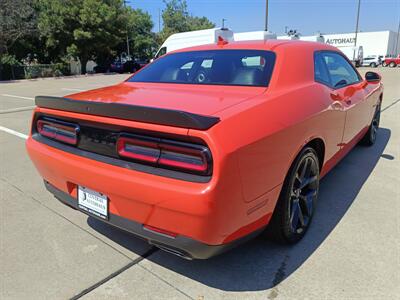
[306, 138, 325, 171]
[288, 137, 326, 176]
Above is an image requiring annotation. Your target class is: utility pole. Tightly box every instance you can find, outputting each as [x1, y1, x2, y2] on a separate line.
[265, 0, 269, 31]
[353, 0, 361, 61]
[395, 16, 400, 56]
[159, 8, 161, 32]
[124, 0, 130, 57]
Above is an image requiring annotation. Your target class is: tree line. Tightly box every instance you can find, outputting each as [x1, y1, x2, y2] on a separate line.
[0, 0, 214, 76]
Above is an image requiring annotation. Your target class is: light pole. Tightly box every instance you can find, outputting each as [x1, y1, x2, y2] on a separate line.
[124, 0, 130, 57]
[265, 0, 269, 31]
[353, 0, 361, 61]
[222, 18, 227, 29]
[395, 17, 400, 56]
[158, 8, 161, 32]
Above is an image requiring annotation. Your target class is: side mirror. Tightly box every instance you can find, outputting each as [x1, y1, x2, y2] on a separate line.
[365, 71, 381, 83]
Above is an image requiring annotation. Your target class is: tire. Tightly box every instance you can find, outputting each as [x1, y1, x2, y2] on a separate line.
[382, 62, 387, 67]
[267, 147, 320, 243]
[370, 62, 377, 68]
[389, 62, 397, 68]
[361, 102, 381, 146]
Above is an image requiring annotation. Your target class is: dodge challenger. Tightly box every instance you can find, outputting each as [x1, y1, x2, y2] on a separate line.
[26, 40, 383, 259]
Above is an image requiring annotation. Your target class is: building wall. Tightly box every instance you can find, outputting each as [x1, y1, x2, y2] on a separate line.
[325, 31, 387, 57]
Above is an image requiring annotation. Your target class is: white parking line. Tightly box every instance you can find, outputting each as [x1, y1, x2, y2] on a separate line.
[0, 106, 36, 114]
[61, 88, 84, 92]
[0, 126, 28, 140]
[1, 94, 34, 100]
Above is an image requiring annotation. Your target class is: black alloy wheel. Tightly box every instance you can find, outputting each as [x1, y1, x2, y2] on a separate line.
[267, 147, 320, 243]
[361, 102, 381, 146]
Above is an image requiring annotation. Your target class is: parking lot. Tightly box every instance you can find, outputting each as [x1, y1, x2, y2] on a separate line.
[0, 68, 399, 299]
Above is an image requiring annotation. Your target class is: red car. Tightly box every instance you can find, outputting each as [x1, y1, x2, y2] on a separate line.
[26, 40, 383, 259]
[382, 55, 400, 67]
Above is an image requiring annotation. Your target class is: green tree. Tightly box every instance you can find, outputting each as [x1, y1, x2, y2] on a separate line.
[37, 0, 128, 73]
[125, 7, 155, 59]
[0, 0, 40, 80]
[0, 0, 38, 55]
[189, 16, 215, 31]
[159, 0, 215, 44]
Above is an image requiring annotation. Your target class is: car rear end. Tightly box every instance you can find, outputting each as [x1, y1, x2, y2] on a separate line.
[26, 91, 271, 259]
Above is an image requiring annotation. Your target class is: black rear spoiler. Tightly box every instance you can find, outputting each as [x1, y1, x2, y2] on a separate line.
[35, 96, 220, 130]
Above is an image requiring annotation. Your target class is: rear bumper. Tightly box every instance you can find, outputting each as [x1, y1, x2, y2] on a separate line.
[45, 181, 263, 259]
[27, 134, 272, 244]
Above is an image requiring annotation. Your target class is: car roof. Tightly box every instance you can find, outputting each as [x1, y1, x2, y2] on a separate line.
[172, 39, 338, 54]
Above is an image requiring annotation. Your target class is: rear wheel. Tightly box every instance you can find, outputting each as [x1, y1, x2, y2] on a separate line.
[382, 62, 387, 67]
[267, 147, 320, 243]
[370, 62, 377, 68]
[389, 62, 397, 68]
[361, 102, 381, 146]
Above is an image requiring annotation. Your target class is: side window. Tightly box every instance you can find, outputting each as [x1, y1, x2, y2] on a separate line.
[314, 53, 331, 85]
[322, 52, 360, 88]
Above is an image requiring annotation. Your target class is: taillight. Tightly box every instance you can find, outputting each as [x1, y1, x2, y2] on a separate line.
[158, 143, 209, 173]
[117, 134, 212, 175]
[116, 136, 159, 163]
[37, 118, 79, 145]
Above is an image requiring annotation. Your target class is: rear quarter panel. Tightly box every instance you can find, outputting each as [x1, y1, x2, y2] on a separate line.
[202, 83, 341, 203]
[187, 82, 341, 240]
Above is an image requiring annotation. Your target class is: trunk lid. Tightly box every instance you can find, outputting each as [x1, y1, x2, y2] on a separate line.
[66, 82, 266, 117]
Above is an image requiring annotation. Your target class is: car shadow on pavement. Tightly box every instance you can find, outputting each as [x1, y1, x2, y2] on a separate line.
[88, 128, 391, 292]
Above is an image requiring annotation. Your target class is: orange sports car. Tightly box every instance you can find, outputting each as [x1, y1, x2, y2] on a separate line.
[26, 40, 383, 259]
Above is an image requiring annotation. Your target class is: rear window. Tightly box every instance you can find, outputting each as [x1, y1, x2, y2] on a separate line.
[129, 50, 276, 87]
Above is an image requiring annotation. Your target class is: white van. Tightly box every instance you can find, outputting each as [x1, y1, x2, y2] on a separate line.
[233, 31, 277, 41]
[278, 33, 325, 43]
[154, 28, 234, 59]
[299, 34, 325, 43]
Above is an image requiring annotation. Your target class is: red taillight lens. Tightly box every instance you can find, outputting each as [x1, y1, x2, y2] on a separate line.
[117, 134, 211, 175]
[37, 119, 79, 145]
[116, 136, 160, 163]
[158, 143, 208, 173]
